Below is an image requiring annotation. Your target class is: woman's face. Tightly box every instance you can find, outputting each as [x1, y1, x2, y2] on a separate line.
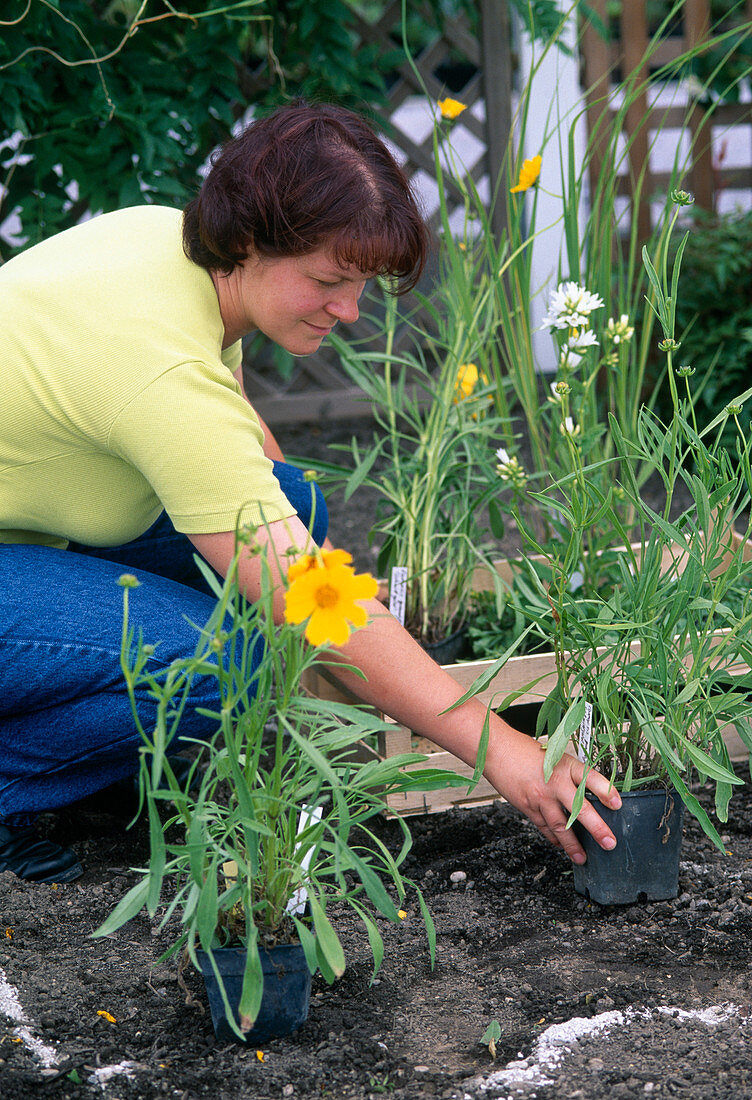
[215, 246, 369, 355]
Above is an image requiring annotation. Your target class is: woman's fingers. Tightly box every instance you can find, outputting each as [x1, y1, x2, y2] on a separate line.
[536, 756, 620, 861]
[488, 731, 620, 863]
[584, 767, 622, 812]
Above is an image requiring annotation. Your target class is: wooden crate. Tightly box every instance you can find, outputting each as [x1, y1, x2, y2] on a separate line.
[306, 533, 752, 816]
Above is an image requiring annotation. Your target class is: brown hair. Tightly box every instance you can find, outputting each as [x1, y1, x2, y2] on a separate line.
[182, 103, 428, 293]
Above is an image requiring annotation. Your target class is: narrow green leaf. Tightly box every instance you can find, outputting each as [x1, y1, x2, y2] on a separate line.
[543, 699, 586, 781]
[442, 624, 536, 710]
[682, 741, 742, 784]
[238, 926, 264, 1031]
[488, 498, 506, 539]
[309, 896, 346, 978]
[91, 877, 151, 938]
[293, 920, 319, 974]
[196, 863, 219, 952]
[349, 900, 385, 980]
[415, 886, 437, 969]
[344, 444, 382, 501]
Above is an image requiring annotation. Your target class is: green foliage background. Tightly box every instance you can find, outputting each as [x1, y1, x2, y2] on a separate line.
[673, 209, 752, 444]
[0, 0, 406, 260]
[0, 1, 251, 255]
[1, 0, 599, 262]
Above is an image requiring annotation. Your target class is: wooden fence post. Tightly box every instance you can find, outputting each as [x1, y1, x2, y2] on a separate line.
[579, 0, 612, 211]
[479, 0, 512, 243]
[620, 1, 653, 242]
[685, 0, 714, 212]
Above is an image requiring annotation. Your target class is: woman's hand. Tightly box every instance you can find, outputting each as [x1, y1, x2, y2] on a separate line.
[482, 721, 620, 863]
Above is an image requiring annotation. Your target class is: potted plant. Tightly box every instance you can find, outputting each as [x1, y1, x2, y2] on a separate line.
[323, 291, 508, 656]
[93, 530, 466, 1042]
[298, 91, 518, 656]
[494, 193, 752, 904]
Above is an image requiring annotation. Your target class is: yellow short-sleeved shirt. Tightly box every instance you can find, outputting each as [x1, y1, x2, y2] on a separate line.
[0, 206, 296, 548]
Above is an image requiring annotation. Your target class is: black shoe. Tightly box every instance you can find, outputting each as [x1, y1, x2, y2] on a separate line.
[0, 824, 83, 884]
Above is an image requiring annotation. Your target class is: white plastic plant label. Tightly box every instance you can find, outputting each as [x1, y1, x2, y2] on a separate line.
[389, 566, 408, 626]
[285, 804, 323, 916]
[577, 701, 593, 763]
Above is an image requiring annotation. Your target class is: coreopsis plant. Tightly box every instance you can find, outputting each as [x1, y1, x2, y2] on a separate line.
[284, 548, 378, 646]
[94, 528, 465, 1038]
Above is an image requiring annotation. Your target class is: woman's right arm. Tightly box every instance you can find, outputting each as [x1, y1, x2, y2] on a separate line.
[188, 520, 621, 864]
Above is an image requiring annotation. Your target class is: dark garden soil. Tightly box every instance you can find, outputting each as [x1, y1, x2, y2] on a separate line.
[2, 776, 752, 1100]
[2, 419, 752, 1099]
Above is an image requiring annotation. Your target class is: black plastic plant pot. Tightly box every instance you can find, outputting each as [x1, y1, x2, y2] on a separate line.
[572, 788, 685, 906]
[196, 943, 311, 1044]
[421, 625, 468, 665]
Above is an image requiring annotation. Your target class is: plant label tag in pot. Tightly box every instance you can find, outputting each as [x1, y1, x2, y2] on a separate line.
[286, 805, 323, 916]
[389, 566, 408, 625]
[577, 701, 593, 762]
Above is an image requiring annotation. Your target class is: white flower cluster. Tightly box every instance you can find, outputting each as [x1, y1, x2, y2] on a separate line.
[495, 446, 527, 489]
[542, 282, 605, 370]
[542, 282, 605, 331]
[605, 315, 635, 345]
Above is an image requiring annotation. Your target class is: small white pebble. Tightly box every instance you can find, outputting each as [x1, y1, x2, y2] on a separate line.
[450, 870, 467, 884]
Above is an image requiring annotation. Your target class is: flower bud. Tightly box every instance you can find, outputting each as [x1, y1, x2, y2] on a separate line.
[670, 189, 694, 207]
[117, 574, 140, 588]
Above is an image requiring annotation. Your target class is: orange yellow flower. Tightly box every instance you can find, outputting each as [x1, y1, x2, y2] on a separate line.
[97, 1010, 116, 1024]
[454, 362, 480, 401]
[284, 550, 378, 647]
[438, 97, 467, 121]
[510, 154, 542, 193]
[453, 362, 493, 419]
[287, 547, 352, 582]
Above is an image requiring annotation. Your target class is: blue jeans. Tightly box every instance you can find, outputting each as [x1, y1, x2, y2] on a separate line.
[0, 462, 328, 825]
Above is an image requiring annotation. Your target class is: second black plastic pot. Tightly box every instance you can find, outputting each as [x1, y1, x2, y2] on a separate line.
[572, 788, 685, 905]
[196, 942, 311, 1044]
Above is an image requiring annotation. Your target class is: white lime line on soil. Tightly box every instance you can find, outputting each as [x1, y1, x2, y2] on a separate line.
[465, 1003, 741, 1095]
[0, 965, 58, 1067]
[88, 1061, 142, 1090]
[1, 965, 141, 1091]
